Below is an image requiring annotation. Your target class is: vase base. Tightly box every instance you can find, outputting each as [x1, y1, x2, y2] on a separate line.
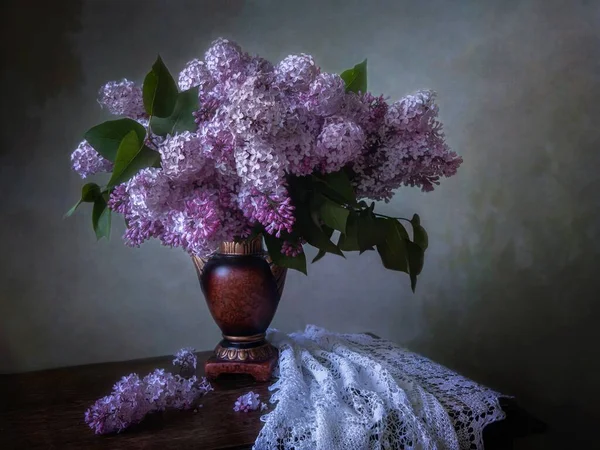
[205, 347, 278, 382]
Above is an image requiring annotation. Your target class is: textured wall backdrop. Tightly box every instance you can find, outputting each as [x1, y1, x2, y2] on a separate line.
[1, 0, 599, 447]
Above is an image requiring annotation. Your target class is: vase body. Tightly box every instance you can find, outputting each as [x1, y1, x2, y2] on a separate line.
[192, 237, 286, 381]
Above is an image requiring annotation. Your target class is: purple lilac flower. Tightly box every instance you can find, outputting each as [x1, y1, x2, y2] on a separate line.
[245, 55, 274, 79]
[275, 54, 319, 91]
[126, 168, 172, 220]
[97, 79, 146, 119]
[90, 38, 461, 255]
[238, 186, 295, 237]
[85, 373, 152, 435]
[198, 118, 236, 170]
[233, 391, 262, 412]
[303, 73, 346, 116]
[234, 138, 286, 192]
[107, 184, 129, 214]
[84, 358, 213, 435]
[178, 58, 216, 97]
[281, 239, 305, 257]
[70, 140, 113, 179]
[204, 38, 248, 82]
[173, 347, 197, 371]
[226, 76, 285, 139]
[193, 97, 220, 125]
[157, 132, 214, 181]
[351, 90, 462, 200]
[315, 116, 365, 173]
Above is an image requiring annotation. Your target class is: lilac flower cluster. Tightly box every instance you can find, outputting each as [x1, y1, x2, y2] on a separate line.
[71, 38, 461, 257]
[233, 391, 268, 412]
[173, 347, 197, 371]
[71, 140, 113, 179]
[97, 79, 146, 119]
[84, 350, 212, 435]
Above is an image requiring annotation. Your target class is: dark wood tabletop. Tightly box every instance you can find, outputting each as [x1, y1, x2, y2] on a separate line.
[0, 349, 545, 450]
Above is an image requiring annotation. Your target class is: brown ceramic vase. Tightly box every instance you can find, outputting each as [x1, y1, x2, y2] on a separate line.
[192, 236, 286, 382]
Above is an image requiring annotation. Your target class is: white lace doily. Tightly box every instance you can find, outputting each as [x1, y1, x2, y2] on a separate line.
[255, 325, 507, 450]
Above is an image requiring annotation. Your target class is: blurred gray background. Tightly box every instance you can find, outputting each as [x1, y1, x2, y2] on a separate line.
[1, 0, 599, 447]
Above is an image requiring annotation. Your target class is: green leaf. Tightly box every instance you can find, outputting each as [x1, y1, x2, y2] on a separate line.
[107, 131, 161, 188]
[312, 170, 357, 205]
[84, 119, 147, 162]
[338, 212, 360, 251]
[376, 219, 409, 273]
[81, 183, 101, 202]
[312, 225, 334, 263]
[92, 197, 111, 240]
[64, 183, 102, 217]
[150, 86, 200, 136]
[406, 240, 425, 292]
[411, 213, 429, 250]
[264, 234, 307, 275]
[65, 201, 82, 218]
[319, 197, 349, 233]
[340, 59, 367, 94]
[312, 249, 327, 263]
[295, 201, 344, 256]
[357, 212, 386, 253]
[143, 55, 178, 118]
[287, 175, 313, 204]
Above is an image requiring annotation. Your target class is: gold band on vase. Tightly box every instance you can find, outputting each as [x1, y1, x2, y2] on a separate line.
[222, 333, 266, 343]
[214, 342, 276, 362]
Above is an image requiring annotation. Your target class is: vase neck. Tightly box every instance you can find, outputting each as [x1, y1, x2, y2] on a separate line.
[218, 236, 263, 255]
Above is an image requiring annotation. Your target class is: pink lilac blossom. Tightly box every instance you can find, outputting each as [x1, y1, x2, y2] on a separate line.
[233, 391, 262, 412]
[70, 140, 113, 179]
[95, 38, 460, 257]
[173, 347, 197, 371]
[97, 79, 145, 119]
[84, 352, 213, 435]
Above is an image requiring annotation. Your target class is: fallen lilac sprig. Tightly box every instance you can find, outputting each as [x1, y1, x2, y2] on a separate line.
[233, 391, 268, 412]
[173, 347, 198, 372]
[84, 349, 212, 435]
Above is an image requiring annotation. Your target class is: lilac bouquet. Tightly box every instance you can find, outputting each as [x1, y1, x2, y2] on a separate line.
[67, 38, 461, 290]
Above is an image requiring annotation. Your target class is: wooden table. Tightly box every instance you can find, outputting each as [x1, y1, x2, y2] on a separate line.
[0, 350, 545, 449]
